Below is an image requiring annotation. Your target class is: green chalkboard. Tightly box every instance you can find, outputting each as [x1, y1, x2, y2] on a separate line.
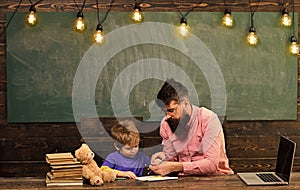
[7, 12, 298, 122]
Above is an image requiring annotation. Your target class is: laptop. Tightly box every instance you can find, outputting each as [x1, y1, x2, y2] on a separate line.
[237, 136, 296, 186]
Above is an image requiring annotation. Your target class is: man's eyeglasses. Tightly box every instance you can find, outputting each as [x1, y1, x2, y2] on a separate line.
[163, 104, 179, 113]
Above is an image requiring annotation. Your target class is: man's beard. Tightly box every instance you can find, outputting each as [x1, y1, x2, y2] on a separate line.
[166, 113, 190, 135]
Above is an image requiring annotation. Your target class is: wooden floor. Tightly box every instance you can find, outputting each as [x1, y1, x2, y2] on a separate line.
[1, 173, 300, 190]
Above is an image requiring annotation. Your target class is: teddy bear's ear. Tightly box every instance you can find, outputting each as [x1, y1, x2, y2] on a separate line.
[75, 144, 84, 160]
[75, 149, 80, 160]
[82, 143, 91, 151]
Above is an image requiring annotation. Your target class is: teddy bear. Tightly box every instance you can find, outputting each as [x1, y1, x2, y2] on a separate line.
[75, 143, 116, 185]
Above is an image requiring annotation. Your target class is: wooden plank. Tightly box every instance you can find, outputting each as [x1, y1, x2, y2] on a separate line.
[139, 121, 161, 137]
[0, 0, 289, 12]
[0, 124, 81, 138]
[230, 158, 300, 173]
[79, 117, 143, 137]
[0, 161, 48, 177]
[0, 137, 82, 161]
[141, 137, 162, 148]
[0, 106, 6, 122]
[226, 136, 288, 158]
[224, 122, 300, 134]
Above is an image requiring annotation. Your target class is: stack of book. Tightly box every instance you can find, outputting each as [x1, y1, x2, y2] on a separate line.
[45, 152, 83, 187]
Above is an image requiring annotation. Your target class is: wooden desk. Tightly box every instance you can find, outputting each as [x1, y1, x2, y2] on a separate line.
[0, 173, 299, 189]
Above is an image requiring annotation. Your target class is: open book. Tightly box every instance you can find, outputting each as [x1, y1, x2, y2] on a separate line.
[135, 175, 178, 182]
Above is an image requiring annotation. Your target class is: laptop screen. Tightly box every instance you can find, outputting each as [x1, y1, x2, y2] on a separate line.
[275, 136, 296, 182]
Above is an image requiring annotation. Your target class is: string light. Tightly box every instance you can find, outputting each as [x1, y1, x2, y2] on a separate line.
[73, 0, 87, 32]
[94, 0, 104, 43]
[280, 8, 292, 27]
[74, 11, 86, 32]
[289, 0, 299, 55]
[18, 0, 298, 50]
[93, 0, 114, 43]
[222, 0, 234, 28]
[130, 2, 143, 23]
[93, 0, 115, 43]
[222, 8, 233, 27]
[247, 1, 259, 46]
[247, 25, 258, 46]
[289, 35, 299, 55]
[173, 1, 202, 37]
[222, 0, 234, 27]
[93, 24, 104, 43]
[178, 17, 189, 37]
[26, 5, 38, 26]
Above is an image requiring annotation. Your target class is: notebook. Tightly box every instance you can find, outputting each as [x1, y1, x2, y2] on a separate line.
[237, 136, 296, 186]
[136, 175, 178, 182]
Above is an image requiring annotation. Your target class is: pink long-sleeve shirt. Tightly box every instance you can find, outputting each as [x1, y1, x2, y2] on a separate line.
[160, 105, 233, 175]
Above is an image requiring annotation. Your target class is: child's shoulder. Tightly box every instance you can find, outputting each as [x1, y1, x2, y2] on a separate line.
[106, 151, 121, 158]
[137, 151, 150, 160]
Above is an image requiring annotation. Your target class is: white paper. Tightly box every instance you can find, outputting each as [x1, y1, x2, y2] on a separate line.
[135, 175, 178, 182]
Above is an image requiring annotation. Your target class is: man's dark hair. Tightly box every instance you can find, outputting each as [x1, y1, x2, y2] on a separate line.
[156, 78, 189, 108]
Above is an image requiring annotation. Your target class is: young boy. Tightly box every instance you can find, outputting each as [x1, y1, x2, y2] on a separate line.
[101, 120, 150, 179]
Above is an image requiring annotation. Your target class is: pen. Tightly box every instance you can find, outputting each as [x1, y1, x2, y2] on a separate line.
[146, 169, 153, 175]
[116, 177, 127, 180]
[146, 158, 166, 175]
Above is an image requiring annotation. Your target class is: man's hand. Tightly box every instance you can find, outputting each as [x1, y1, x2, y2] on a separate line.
[149, 161, 183, 176]
[150, 151, 167, 166]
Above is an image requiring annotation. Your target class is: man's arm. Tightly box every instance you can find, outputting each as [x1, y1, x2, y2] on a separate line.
[149, 161, 183, 176]
[182, 131, 223, 175]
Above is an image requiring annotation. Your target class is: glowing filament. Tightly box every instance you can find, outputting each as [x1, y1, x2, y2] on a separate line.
[247, 32, 258, 46]
[281, 14, 292, 26]
[131, 9, 143, 23]
[289, 42, 299, 55]
[74, 17, 86, 32]
[26, 11, 38, 26]
[94, 30, 104, 43]
[179, 23, 189, 37]
[222, 13, 233, 27]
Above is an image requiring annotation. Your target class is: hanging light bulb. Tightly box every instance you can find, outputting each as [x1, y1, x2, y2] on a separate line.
[74, 11, 86, 32]
[26, 5, 38, 26]
[247, 26, 258, 46]
[289, 35, 299, 55]
[280, 8, 292, 27]
[222, 8, 233, 27]
[178, 17, 189, 37]
[130, 4, 143, 23]
[93, 24, 104, 44]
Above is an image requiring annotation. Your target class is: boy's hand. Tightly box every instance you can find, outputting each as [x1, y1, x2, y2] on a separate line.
[117, 171, 137, 179]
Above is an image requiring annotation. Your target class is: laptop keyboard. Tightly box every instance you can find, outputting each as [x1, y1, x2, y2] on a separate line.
[257, 173, 281, 182]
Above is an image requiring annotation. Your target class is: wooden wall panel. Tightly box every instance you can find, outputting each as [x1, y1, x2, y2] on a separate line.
[0, 0, 300, 177]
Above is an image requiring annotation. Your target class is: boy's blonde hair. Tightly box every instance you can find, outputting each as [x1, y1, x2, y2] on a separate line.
[111, 120, 140, 147]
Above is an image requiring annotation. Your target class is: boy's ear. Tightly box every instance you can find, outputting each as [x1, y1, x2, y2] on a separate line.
[114, 143, 120, 151]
